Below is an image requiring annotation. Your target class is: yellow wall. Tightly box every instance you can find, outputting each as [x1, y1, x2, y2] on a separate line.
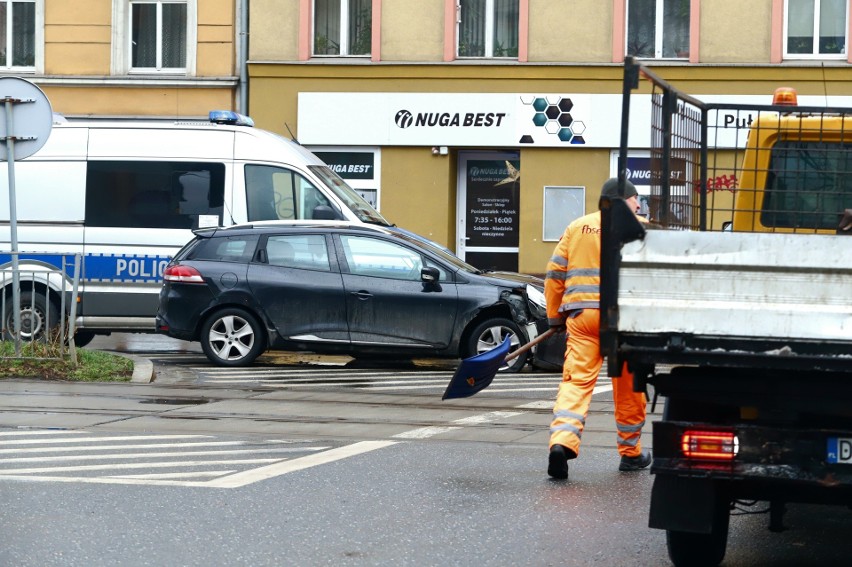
[528, 0, 612, 63]
[700, 0, 772, 63]
[38, 0, 237, 118]
[43, 87, 234, 118]
[381, 0, 445, 61]
[380, 147, 456, 246]
[518, 148, 612, 274]
[250, 0, 300, 60]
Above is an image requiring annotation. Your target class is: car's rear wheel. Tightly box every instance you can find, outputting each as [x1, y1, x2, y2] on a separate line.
[466, 317, 528, 373]
[200, 308, 266, 367]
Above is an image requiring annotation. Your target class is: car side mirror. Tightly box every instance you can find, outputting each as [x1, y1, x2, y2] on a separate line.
[421, 266, 440, 283]
[312, 205, 339, 220]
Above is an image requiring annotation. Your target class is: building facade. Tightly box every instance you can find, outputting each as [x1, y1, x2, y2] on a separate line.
[1, 0, 241, 119]
[248, 0, 852, 274]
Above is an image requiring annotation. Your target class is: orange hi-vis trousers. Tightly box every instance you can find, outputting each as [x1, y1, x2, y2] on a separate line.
[548, 308, 646, 458]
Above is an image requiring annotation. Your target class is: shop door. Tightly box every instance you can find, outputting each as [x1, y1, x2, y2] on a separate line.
[456, 151, 520, 271]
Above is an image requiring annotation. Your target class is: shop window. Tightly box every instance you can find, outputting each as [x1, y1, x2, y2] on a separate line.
[626, 0, 690, 59]
[457, 0, 519, 58]
[0, 0, 39, 69]
[313, 0, 372, 56]
[112, 1, 196, 75]
[785, 0, 847, 58]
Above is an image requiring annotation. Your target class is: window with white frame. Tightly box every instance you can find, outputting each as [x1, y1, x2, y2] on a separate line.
[457, 0, 519, 58]
[313, 0, 372, 56]
[0, 0, 36, 69]
[112, 0, 196, 75]
[785, 0, 847, 57]
[131, 0, 187, 70]
[626, 0, 690, 59]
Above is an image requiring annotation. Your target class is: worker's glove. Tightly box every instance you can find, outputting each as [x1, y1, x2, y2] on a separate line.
[549, 322, 567, 334]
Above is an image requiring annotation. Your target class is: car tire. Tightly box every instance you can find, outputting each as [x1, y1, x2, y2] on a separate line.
[466, 317, 528, 373]
[200, 307, 266, 367]
[3, 291, 60, 342]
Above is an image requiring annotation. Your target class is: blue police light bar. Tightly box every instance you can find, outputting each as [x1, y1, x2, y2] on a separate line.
[208, 110, 254, 127]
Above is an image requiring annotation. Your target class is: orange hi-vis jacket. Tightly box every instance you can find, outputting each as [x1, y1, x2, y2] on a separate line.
[544, 210, 604, 324]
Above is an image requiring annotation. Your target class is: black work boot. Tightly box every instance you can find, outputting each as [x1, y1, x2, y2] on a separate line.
[547, 445, 575, 480]
[619, 448, 652, 472]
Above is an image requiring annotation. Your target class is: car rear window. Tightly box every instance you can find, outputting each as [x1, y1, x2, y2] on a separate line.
[186, 235, 259, 262]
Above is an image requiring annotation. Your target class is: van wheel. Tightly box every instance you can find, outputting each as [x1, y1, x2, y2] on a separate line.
[465, 318, 527, 373]
[3, 291, 60, 342]
[201, 308, 266, 367]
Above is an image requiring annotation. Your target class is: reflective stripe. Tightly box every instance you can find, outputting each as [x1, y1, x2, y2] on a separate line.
[558, 301, 599, 312]
[549, 255, 569, 267]
[545, 270, 568, 280]
[553, 409, 586, 424]
[565, 284, 600, 294]
[550, 423, 583, 437]
[617, 436, 639, 447]
[616, 421, 645, 433]
[566, 268, 599, 277]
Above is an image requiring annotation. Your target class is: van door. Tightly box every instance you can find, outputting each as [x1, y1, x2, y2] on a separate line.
[456, 151, 521, 271]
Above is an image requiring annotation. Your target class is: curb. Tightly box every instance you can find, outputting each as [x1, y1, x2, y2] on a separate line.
[112, 353, 154, 384]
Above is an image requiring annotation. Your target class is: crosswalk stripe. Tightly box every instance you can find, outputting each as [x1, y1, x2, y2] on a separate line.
[0, 458, 286, 475]
[0, 446, 329, 464]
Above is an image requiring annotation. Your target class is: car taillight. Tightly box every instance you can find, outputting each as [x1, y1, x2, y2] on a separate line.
[681, 430, 738, 461]
[163, 265, 205, 283]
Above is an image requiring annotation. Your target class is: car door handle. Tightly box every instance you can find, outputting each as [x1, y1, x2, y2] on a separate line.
[350, 290, 373, 300]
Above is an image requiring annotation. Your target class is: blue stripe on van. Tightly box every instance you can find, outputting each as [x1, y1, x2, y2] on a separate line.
[0, 253, 172, 283]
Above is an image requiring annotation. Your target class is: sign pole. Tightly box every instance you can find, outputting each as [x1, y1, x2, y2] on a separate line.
[3, 97, 25, 356]
[0, 78, 54, 356]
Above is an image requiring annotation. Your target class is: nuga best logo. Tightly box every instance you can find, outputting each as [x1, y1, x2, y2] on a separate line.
[395, 109, 506, 129]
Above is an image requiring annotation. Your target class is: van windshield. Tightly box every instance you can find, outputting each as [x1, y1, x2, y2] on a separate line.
[309, 165, 391, 226]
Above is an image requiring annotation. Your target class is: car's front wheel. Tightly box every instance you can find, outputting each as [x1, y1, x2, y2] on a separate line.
[466, 318, 528, 373]
[200, 308, 266, 367]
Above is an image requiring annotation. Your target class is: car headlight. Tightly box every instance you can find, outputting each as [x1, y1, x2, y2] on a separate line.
[526, 284, 546, 309]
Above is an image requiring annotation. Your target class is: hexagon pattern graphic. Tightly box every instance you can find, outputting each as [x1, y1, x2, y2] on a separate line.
[520, 96, 587, 145]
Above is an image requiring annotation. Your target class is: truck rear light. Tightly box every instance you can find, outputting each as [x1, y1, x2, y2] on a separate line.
[681, 430, 738, 460]
[163, 265, 205, 283]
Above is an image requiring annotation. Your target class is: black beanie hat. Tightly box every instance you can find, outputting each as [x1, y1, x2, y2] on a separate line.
[601, 177, 638, 198]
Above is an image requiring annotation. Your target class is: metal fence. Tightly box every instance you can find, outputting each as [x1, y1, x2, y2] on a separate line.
[624, 57, 852, 233]
[0, 253, 82, 361]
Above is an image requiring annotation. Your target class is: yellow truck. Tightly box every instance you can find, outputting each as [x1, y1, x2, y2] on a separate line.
[601, 58, 852, 567]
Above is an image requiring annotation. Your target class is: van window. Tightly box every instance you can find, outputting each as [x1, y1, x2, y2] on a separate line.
[245, 164, 343, 221]
[761, 141, 852, 230]
[85, 161, 225, 229]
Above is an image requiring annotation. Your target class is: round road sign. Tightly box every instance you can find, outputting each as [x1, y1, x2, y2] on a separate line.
[0, 76, 53, 161]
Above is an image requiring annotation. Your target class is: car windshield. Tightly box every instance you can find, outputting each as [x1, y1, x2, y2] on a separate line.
[308, 165, 391, 226]
[390, 231, 482, 274]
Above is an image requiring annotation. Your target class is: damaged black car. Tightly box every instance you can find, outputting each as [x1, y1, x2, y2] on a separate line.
[156, 222, 564, 371]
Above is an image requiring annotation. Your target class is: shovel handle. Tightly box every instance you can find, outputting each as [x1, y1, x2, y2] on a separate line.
[505, 327, 559, 362]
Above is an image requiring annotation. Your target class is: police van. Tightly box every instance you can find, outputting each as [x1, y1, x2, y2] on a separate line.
[0, 111, 391, 346]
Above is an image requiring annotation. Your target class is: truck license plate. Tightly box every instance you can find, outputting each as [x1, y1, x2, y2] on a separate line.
[827, 438, 852, 464]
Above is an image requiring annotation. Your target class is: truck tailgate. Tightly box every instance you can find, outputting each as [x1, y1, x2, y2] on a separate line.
[618, 230, 852, 342]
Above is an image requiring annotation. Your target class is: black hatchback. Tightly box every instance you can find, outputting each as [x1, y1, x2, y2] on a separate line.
[156, 222, 562, 371]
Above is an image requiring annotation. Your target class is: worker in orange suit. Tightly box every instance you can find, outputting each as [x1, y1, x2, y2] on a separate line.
[545, 177, 651, 480]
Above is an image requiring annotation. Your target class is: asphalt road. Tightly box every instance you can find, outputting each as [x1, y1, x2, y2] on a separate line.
[0, 333, 849, 566]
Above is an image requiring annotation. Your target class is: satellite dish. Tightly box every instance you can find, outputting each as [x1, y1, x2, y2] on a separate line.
[0, 76, 53, 161]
